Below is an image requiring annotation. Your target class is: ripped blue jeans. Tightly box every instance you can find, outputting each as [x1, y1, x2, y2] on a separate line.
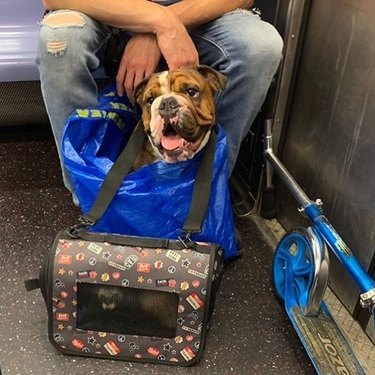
[36, 8, 283, 193]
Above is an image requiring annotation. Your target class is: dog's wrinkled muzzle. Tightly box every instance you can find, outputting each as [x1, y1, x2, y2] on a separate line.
[149, 112, 209, 163]
[158, 96, 189, 152]
[159, 97, 179, 118]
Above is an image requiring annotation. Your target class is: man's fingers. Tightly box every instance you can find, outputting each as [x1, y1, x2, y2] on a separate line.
[124, 71, 136, 102]
[134, 71, 146, 91]
[116, 33, 161, 99]
[116, 63, 126, 97]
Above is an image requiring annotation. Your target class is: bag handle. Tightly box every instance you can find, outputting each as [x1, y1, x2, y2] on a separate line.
[77, 121, 217, 236]
[182, 126, 216, 234]
[80, 121, 147, 225]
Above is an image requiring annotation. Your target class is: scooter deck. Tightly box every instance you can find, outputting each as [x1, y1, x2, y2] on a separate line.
[287, 303, 366, 375]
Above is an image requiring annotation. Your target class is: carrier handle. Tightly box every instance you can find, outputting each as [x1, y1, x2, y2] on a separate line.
[78, 121, 217, 235]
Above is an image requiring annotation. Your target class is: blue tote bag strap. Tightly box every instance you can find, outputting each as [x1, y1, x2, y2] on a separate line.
[76, 123, 217, 236]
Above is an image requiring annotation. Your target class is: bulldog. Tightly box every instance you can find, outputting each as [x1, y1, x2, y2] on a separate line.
[133, 65, 227, 169]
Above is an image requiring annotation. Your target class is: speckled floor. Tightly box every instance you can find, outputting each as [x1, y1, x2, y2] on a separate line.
[0, 125, 315, 375]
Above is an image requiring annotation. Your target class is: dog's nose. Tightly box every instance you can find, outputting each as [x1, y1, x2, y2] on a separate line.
[159, 97, 179, 117]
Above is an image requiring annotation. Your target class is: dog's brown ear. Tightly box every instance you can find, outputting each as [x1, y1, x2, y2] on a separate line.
[134, 76, 150, 106]
[196, 65, 227, 92]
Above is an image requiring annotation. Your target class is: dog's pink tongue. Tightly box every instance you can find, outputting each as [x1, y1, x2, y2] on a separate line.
[161, 135, 183, 150]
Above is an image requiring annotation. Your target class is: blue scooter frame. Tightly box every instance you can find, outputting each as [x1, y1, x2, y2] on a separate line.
[263, 119, 375, 374]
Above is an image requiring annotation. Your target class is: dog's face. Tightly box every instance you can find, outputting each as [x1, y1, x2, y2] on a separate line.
[97, 286, 123, 311]
[135, 65, 226, 163]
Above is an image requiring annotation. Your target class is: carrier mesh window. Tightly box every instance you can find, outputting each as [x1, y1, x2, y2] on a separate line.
[76, 283, 179, 338]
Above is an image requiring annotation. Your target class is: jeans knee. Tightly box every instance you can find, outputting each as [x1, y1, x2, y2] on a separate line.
[224, 12, 283, 77]
[240, 28, 282, 72]
[37, 10, 89, 59]
[259, 25, 284, 68]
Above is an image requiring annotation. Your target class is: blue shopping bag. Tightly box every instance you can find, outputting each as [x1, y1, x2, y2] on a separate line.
[62, 84, 238, 260]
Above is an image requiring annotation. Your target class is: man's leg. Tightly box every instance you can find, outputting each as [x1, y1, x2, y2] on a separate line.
[190, 9, 283, 174]
[36, 10, 112, 191]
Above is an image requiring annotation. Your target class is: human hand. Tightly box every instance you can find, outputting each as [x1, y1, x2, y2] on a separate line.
[116, 33, 162, 100]
[155, 8, 199, 70]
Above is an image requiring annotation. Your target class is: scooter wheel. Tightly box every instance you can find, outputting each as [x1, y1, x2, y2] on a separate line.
[273, 228, 314, 308]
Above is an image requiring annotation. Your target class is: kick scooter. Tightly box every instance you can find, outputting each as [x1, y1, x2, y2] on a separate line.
[262, 118, 375, 374]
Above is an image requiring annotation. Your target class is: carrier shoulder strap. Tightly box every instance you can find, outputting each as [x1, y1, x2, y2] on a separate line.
[80, 122, 217, 235]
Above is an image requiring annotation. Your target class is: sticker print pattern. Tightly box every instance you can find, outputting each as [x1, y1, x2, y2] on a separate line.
[50, 238, 223, 364]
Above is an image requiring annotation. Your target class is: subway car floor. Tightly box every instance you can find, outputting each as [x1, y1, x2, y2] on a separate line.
[0, 124, 320, 375]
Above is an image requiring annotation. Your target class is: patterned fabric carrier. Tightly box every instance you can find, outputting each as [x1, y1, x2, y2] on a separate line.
[39, 230, 223, 365]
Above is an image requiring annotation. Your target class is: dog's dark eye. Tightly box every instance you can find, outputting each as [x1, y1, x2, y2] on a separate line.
[145, 96, 155, 106]
[187, 88, 200, 98]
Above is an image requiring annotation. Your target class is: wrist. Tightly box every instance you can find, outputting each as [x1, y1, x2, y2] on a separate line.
[152, 6, 182, 37]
